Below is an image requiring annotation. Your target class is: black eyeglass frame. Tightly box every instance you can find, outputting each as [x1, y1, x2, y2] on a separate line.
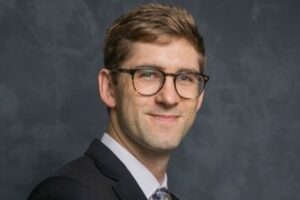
[110, 67, 209, 99]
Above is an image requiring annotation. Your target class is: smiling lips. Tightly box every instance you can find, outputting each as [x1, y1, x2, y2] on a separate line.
[149, 113, 180, 123]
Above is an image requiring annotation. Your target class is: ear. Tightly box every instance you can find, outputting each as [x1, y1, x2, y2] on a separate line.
[98, 68, 116, 108]
[196, 91, 205, 111]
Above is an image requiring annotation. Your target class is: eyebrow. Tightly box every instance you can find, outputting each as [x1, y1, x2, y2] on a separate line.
[131, 64, 201, 73]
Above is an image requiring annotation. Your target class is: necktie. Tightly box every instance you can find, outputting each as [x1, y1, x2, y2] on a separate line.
[151, 187, 172, 200]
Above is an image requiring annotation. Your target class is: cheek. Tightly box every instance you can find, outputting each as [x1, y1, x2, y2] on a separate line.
[124, 97, 149, 116]
[115, 84, 147, 120]
[184, 102, 199, 123]
[114, 79, 133, 105]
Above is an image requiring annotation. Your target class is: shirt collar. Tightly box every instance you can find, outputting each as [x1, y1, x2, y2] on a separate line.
[101, 133, 168, 199]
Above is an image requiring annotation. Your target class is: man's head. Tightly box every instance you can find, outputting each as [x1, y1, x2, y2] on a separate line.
[103, 3, 205, 71]
[99, 3, 208, 156]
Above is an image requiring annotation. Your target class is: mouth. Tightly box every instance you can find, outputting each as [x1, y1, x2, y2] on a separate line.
[149, 113, 180, 123]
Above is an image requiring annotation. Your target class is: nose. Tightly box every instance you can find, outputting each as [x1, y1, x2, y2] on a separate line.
[154, 76, 180, 107]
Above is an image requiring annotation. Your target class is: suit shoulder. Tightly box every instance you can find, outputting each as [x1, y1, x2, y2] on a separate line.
[28, 155, 117, 200]
[27, 176, 97, 200]
[53, 155, 115, 186]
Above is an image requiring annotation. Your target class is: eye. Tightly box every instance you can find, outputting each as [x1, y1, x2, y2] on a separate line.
[136, 69, 160, 80]
[177, 73, 195, 83]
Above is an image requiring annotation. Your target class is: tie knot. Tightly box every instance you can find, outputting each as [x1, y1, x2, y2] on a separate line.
[152, 187, 172, 200]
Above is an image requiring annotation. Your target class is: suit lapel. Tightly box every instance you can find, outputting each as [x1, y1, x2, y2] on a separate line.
[85, 139, 147, 200]
[112, 172, 147, 200]
[170, 193, 180, 200]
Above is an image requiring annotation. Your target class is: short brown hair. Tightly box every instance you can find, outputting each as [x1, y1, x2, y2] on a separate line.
[103, 3, 205, 70]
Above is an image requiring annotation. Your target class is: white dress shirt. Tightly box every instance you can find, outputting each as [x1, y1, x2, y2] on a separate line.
[101, 133, 168, 199]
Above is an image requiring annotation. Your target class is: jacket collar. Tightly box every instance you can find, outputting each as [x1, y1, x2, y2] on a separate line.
[85, 138, 147, 200]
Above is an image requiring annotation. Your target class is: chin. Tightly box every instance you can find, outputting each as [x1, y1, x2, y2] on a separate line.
[152, 141, 181, 152]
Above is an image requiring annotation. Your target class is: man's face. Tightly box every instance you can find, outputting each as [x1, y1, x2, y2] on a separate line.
[105, 37, 204, 154]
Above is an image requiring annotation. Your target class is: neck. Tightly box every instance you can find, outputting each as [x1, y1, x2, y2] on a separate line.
[133, 146, 171, 184]
[107, 121, 171, 184]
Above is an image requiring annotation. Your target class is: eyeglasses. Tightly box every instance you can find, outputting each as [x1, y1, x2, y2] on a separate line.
[110, 67, 209, 99]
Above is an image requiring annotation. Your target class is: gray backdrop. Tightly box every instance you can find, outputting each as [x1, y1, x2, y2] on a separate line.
[0, 0, 299, 199]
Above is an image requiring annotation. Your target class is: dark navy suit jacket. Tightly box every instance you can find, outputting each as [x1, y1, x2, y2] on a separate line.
[28, 139, 179, 200]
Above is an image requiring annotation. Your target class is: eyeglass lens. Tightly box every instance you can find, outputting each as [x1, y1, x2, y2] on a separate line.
[132, 68, 205, 99]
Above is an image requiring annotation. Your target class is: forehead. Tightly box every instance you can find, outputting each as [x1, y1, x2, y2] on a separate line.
[123, 37, 204, 72]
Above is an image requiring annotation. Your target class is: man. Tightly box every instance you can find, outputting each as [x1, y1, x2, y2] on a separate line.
[28, 3, 209, 200]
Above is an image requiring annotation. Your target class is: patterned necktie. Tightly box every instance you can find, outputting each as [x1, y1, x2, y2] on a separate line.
[151, 187, 172, 200]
